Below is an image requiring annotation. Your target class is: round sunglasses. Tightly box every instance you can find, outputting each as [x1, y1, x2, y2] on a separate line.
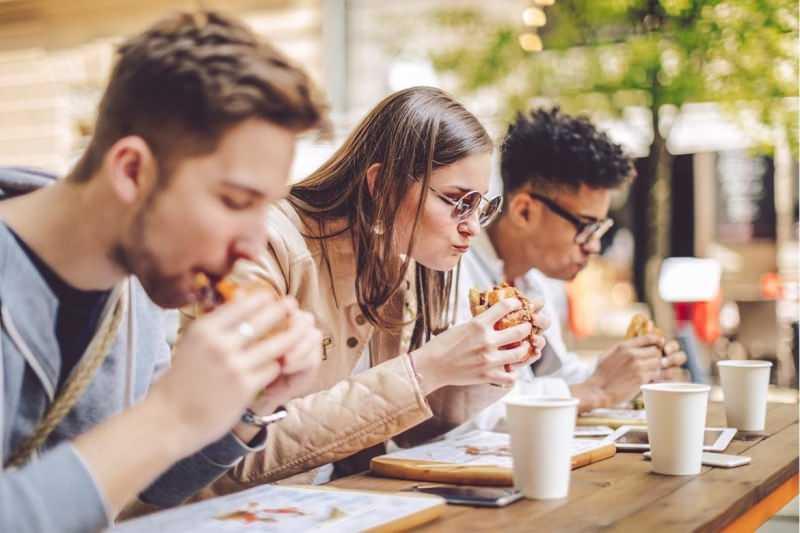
[428, 186, 503, 227]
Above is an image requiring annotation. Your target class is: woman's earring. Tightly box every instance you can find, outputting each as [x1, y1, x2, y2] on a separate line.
[373, 222, 385, 236]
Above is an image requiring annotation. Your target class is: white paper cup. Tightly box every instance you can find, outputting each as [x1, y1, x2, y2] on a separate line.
[505, 396, 579, 499]
[642, 383, 711, 476]
[717, 360, 772, 432]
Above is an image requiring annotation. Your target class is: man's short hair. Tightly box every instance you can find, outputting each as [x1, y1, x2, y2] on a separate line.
[500, 107, 634, 194]
[71, 10, 328, 182]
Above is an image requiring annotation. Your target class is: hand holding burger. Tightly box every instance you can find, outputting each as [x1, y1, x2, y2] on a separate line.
[176, 273, 322, 442]
[469, 283, 548, 372]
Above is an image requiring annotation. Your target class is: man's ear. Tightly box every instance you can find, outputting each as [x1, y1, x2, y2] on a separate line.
[366, 163, 382, 198]
[507, 191, 540, 229]
[102, 136, 158, 205]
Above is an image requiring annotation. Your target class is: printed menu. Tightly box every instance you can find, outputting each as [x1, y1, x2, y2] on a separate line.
[110, 485, 444, 533]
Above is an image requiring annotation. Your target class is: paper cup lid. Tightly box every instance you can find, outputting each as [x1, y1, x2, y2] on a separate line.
[641, 383, 711, 394]
[717, 360, 772, 368]
[504, 396, 579, 408]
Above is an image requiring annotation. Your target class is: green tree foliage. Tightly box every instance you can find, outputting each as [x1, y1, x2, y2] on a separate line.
[431, 1, 797, 301]
[432, 1, 798, 148]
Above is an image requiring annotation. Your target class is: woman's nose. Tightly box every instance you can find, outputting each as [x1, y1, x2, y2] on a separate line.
[459, 212, 480, 237]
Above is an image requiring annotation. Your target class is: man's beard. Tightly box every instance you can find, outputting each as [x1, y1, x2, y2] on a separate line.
[111, 205, 191, 309]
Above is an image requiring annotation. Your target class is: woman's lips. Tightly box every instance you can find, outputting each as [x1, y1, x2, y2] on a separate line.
[452, 245, 470, 253]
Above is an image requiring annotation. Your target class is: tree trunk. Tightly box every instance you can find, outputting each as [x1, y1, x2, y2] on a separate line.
[649, 129, 672, 300]
[632, 109, 671, 305]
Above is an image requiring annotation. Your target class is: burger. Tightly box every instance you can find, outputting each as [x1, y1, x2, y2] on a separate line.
[468, 282, 541, 371]
[193, 273, 240, 313]
[624, 313, 664, 341]
[625, 313, 665, 409]
[192, 274, 288, 334]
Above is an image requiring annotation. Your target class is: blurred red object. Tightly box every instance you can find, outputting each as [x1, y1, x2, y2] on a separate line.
[760, 272, 783, 300]
[566, 279, 595, 338]
[674, 294, 722, 344]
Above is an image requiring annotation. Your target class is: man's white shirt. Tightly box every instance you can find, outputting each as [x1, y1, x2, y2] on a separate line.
[449, 231, 596, 434]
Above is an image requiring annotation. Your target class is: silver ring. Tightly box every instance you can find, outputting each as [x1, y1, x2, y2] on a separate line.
[238, 321, 256, 340]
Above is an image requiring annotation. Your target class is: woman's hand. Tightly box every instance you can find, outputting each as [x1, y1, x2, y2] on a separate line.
[410, 298, 545, 394]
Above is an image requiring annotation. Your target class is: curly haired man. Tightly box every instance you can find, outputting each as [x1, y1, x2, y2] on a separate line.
[456, 108, 686, 421]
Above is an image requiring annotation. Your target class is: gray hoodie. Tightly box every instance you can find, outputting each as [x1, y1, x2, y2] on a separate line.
[0, 168, 266, 532]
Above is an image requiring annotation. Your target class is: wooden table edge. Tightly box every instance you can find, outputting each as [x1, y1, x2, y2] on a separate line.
[719, 472, 799, 533]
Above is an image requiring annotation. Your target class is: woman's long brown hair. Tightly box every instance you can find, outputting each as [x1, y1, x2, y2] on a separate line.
[289, 86, 492, 349]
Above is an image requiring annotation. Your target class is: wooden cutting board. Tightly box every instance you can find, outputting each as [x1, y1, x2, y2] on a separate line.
[371, 441, 616, 487]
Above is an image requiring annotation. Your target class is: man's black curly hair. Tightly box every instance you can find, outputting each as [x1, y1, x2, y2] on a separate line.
[500, 107, 634, 194]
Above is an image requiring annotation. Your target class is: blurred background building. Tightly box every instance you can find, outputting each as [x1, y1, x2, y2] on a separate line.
[0, 0, 796, 393]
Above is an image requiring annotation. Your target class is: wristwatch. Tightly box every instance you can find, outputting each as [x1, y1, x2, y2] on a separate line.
[240, 406, 288, 428]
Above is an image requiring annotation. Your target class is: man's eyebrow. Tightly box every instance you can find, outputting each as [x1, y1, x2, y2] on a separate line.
[577, 213, 600, 223]
[221, 180, 266, 198]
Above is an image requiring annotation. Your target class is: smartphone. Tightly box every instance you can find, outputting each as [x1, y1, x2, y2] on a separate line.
[643, 451, 751, 468]
[413, 485, 523, 507]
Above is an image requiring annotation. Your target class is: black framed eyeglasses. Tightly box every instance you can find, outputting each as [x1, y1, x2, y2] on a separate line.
[528, 192, 614, 246]
[428, 186, 503, 227]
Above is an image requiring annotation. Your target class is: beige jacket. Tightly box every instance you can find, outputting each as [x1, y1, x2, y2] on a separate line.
[202, 200, 506, 490]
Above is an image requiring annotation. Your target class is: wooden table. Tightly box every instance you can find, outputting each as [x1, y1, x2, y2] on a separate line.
[329, 402, 798, 532]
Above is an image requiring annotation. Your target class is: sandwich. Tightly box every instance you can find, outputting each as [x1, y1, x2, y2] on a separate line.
[468, 282, 541, 371]
[193, 273, 284, 331]
[624, 313, 664, 341]
[625, 313, 665, 409]
[193, 273, 239, 313]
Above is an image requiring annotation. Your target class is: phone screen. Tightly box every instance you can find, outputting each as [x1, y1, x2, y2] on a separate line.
[616, 430, 650, 444]
[414, 486, 522, 507]
[702, 430, 723, 446]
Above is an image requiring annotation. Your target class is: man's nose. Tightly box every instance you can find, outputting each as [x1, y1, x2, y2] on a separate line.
[580, 235, 602, 255]
[231, 224, 265, 263]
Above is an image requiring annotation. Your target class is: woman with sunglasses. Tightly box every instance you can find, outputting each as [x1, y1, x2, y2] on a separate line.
[197, 86, 547, 491]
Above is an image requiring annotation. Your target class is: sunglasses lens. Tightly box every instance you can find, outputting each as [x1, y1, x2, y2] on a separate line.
[479, 196, 503, 226]
[455, 191, 481, 219]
